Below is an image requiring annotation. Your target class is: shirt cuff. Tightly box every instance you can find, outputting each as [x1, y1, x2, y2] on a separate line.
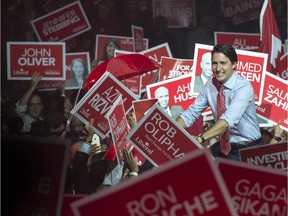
[78, 142, 91, 154]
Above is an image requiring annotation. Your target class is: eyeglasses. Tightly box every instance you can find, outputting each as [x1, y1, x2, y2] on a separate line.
[28, 103, 42, 108]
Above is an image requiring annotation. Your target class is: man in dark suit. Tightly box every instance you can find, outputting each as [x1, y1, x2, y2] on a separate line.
[154, 86, 184, 120]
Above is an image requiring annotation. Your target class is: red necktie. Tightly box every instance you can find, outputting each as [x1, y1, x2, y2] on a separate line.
[217, 84, 231, 155]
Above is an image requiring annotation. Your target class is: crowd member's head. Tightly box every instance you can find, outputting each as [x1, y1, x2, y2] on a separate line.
[211, 44, 237, 84]
[200, 52, 213, 79]
[27, 94, 43, 119]
[155, 86, 169, 109]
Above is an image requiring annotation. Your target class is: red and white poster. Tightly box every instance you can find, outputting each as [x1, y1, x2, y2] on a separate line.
[37, 52, 91, 90]
[2, 135, 69, 216]
[255, 72, 288, 131]
[132, 25, 145, 52]
[192, 43, 268, 105]
[71, 150, 237, 216]
[7, 42, 66, 80]
[105, 95, 132, 164]
[240, 142, 288, 171]
[140, 43, 173, 92]
[216, 158, 288, 216]
[220, 0, 263, 25]
[95, 35, 148, 64]
[71, 72, 138, 139]
[133, 98, 158, 123]
[152, 0, 196, 28]
[159, 56, 194, 81]
[214, 32, 260, 51]
[126, 104, 203, 166]
[32, 1, 91, 42]
[147, 74, 196, 111]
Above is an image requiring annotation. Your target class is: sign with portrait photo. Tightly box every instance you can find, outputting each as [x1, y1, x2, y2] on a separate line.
[126, 103, 203, 166]
[32, 1, 91, 42]
[7, 42, 66, 80]
[71, 72, 138, 139]
[191, 43, 268, 105]
[95, 35, 149, 65]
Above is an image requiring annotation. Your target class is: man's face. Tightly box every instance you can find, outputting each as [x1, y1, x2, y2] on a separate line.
[201, 53, 213, 78]
[212, 52, 236, 84]
[155, 87, 169, 109]
[27, 95, 43, 119]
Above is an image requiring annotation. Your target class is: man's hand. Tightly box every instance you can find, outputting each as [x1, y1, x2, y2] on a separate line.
[122, 148, 139, 173]
[31, 72, 42, 89]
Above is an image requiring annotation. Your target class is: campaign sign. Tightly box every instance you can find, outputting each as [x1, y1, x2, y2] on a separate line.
[37, 52, 91, 90]
[126, 103, 203, 166]
[71, 149, 237, 215]
[216, 158, 288, 216]
[61, 194, 87, 216]
[2, 135, 69, 216]
[132, 25, 145, 52]
[71, 72, 138, 139]
[147, 73, 196, 111]
[105, 95, 132, 164]
[214, 32, 260, 51]
[239, 142, 288, 171]
[31, 1, 91, 42]
[192, 43, 267, 104]
[7, 42, 66, 80]
[140, 43, 172, 92]
[255, 72, 288, 131]
[133, 98, 158, 123]
[152, 0, 196, 28]
[95, 35, 148, 64]
[220, 0, 263, 25]
[159, 56, 194, 81]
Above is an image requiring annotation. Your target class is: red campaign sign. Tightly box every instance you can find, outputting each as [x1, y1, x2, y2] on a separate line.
[153, 0, 196, 28]
[71, 150, 237, 215]
[37, 52, 91, 91]
[61, 194, 87, 216]
[140, 43, 173, 92]
[7, 42, 66, 80]
[126, 104, 203, 166]
[220, 0, 263, 25]
[71, 72, 138, 139]
[133, 98, 158, 123]
[147, 74, 196, 110]
[31, 1, 91, 42]
[105, 95, 132, 164]
[121, 75, 142, 97]
[132, 25, 145, 52]
[95, 35, 148, 64]
[214, 32, 260, 51]
[159, 56, 194, 81]
[217, 158, 288, 216]
[2, 135, 69, 216]
[255, 72, 288, 131]
[239, 142, 288, 171]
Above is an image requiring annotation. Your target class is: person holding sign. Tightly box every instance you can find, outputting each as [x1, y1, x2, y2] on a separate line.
[176, 44, 263, 160]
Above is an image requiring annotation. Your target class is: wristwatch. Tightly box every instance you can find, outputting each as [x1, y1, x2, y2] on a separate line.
[272, 136, 282, 142]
